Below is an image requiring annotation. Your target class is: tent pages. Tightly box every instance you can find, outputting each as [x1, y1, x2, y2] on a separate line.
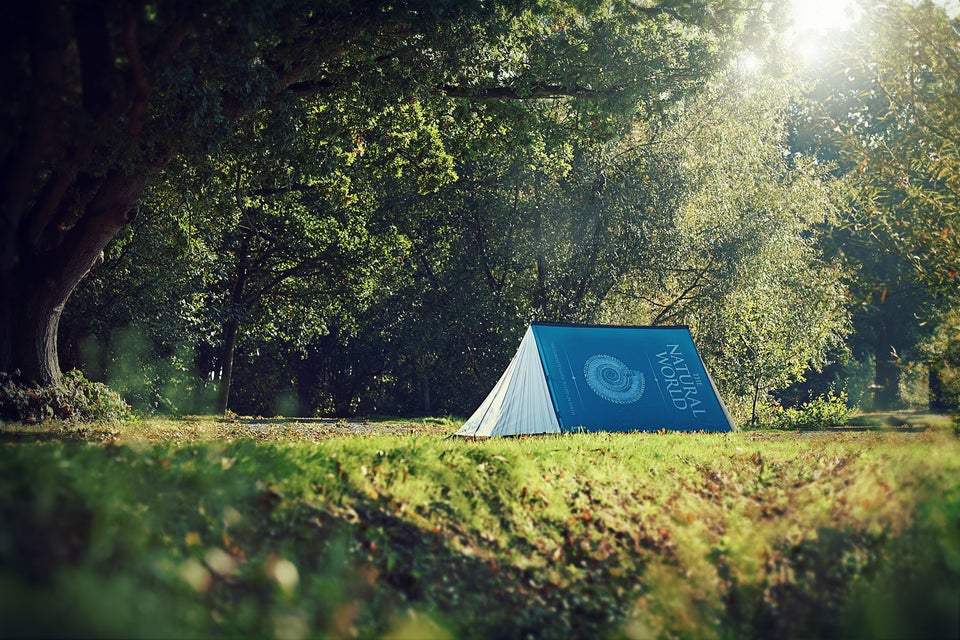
[455, 327, 561, 437]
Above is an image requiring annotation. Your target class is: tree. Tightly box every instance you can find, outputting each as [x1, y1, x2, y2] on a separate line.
[842, 1, 960, 408]
[794, 0, 960, 409]
[0, 0, 423, 385]
[841, 1, 960, 289]
[59, 183, 220, 413]
[603, 67, 852, 422]
[3, 0, 768, 397]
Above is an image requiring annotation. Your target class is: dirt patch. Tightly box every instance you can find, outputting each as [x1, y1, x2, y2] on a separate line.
[0, 416, 456, 444]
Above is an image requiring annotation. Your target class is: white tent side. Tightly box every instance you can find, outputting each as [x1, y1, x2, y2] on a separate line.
[454, 327, 560, 436]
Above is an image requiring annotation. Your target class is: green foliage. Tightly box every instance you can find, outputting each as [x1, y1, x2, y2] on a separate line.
[761, 391, 853, 431]
[922, 305, 960, 411]
[794, 0, 960, 410]
[0, 421, 958, 638]
[601, 67, 851, 421]
[833, 1, 960, 291]
[0, 370, 132, 423]
[50, 0, 777, 417]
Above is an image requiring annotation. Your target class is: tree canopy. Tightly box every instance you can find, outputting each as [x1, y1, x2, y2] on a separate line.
[1, 0, 765, 386]
[793, 0, 960, 409]
[4, 0, 959, 420]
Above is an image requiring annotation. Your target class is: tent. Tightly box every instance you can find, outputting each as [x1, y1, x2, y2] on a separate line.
[455, 322, 734, 437]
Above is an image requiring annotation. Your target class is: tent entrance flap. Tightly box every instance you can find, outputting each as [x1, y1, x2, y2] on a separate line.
[455, 323, 734, 437]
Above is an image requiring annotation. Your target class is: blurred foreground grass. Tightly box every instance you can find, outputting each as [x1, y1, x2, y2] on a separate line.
[0, 416, 957, 639]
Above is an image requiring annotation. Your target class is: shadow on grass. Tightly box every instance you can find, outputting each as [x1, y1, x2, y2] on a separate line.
[0, 424, 120, 443]
[304, 496, 622, 639]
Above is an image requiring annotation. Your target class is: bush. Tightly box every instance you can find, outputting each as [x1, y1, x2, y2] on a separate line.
[766, 391, 851, 430]
[0, 370, 132, 423]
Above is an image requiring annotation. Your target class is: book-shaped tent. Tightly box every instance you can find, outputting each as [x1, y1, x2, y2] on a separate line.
[455, 323, 734, 437]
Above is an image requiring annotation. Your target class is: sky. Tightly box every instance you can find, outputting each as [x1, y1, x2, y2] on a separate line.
[788, 0, 959, 65]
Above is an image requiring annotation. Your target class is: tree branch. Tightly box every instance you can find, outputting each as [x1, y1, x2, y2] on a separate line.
[651, 261, 714, 325]
[442, 83, 622, 101]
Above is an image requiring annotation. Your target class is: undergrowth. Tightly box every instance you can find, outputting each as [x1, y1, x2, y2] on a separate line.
[0, 423, 957, 639]
[763, 391, 853, 430]
[0, 370, 132, 423]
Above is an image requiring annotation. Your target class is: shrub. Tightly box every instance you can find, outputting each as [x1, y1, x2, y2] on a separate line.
[766, 391, 851, 430]
[0, 370, 132, 423]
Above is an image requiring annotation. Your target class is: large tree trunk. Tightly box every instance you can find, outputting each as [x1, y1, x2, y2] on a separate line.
[0, 272, 69, 386]
[0, 173, 145, 385]
[0, 2, 158, 386]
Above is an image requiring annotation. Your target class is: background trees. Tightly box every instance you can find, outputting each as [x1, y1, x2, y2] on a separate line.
[11, 0, 958, 420]
[602, 69, 851, 423]
[794, 0, 960, 410]
[4, 0, 749, 386]
[43, 0, 775, 417]
[841, 1, 959, 289]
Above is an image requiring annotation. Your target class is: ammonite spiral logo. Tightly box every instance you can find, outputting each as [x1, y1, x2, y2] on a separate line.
[583, 354, 645, 404]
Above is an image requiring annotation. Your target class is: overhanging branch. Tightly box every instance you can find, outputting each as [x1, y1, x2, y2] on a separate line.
[441, 83, 623, 101]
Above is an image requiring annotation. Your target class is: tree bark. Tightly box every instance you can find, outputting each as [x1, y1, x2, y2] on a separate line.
[0, 277, 63, 385]
[216, 319, 240, 415]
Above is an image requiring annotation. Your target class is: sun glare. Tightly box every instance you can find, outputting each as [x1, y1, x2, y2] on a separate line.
[789, 0, 863, 65]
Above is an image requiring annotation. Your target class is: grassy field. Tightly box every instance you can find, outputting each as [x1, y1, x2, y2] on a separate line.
[1, 416, 958, 639]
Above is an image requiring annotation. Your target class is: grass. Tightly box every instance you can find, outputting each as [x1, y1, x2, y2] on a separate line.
[0, 415, 958, 639]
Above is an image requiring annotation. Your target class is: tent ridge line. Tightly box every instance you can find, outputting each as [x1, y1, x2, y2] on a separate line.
[531, 321, 691, 331]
